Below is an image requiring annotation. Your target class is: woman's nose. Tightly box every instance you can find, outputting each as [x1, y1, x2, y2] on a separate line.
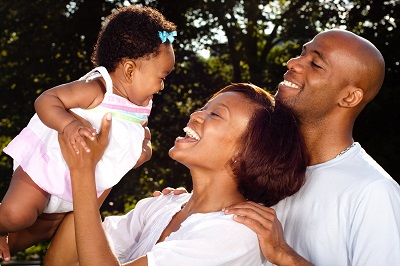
[189, 110, 205, 123]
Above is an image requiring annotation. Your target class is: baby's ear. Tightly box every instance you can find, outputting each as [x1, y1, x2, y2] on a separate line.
[123, 60, 136, 81]
[339, 85, 363, 108]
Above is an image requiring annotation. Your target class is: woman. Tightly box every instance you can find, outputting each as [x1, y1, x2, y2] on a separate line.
[44, 83, 308, 265]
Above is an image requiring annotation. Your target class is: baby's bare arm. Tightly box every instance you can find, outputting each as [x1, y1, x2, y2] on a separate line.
[35, 79, 105, 153]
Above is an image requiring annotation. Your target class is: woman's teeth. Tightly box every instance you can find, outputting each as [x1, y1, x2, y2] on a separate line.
[183, 127, 200, 140]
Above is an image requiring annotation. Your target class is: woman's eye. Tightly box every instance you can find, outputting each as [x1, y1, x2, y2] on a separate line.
[210, 112, 220, 117]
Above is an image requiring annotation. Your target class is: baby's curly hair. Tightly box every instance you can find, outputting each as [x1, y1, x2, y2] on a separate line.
[91, 5, 176, 72]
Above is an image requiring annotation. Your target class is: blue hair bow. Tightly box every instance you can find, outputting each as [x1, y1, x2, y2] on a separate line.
[158, 30, 177, 43]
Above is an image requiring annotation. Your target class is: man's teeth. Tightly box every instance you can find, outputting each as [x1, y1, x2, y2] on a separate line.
[283, 80, 300, 89]
[183, 127, 200, 140]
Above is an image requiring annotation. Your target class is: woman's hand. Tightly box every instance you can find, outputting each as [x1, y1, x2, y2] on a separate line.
[134, 125, 152, 169]
[63, 119, 97, 154]
[58, 112, 111, 173]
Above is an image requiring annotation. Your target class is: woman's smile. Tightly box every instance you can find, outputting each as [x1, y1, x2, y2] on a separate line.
[174, 126, 200, 143]
[183, 126, 200, 140]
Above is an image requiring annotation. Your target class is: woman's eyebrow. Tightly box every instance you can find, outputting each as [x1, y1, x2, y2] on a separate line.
[217, 102, 229, 108]
[214, 102, 230, 113]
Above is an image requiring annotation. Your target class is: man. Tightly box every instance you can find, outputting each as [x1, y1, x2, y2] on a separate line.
[224, 29, 400, 265]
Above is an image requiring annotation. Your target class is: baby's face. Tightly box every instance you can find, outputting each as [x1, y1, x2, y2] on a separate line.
[127, 44, 175, 106]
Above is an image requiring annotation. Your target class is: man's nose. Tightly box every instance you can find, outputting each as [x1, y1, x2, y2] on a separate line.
[286, 56, 304, 73]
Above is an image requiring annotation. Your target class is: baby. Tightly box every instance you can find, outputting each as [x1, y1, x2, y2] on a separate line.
[0, 5, 176, 260]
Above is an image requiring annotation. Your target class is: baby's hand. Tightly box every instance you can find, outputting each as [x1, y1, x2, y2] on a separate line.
[153, 187, 188, 197]
[0, 234, 10, 262]
[63, 120, 96, 154]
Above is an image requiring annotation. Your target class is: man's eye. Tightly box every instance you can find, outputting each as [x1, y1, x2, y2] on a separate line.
[311, 61, 321, 68]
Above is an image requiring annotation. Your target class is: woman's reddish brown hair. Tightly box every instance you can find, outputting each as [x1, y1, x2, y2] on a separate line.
[211, 83, 308, 207]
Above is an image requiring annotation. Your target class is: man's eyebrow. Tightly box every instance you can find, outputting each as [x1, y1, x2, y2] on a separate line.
[313, 50, 328, 65]
[304, 44, 329, 65]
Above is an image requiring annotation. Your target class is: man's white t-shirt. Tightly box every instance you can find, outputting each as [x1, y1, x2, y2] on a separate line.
[269, 142, 400, 265]
[103, 193, 266, 266]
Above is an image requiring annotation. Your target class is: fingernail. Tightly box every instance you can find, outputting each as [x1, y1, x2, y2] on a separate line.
[106, 112, 112, 120]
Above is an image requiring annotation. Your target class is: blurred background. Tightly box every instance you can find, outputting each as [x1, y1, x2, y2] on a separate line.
[1, 0, 399, 261]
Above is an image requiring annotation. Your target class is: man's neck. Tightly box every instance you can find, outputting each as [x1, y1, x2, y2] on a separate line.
[300, 122, 354, 166]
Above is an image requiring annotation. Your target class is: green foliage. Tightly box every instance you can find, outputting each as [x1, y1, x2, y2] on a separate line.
[13, 241, 49, 261]
[0, 0, 399, 261]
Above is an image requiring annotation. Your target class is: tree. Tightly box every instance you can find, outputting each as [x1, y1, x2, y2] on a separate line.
[0, 0, 399, 260]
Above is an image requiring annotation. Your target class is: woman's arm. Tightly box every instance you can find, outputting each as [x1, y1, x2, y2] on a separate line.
[44, 114, 152, 265]
[58, 112, 119, 266]
[42, 188, 111, 266]
[56, 113, 147, 266]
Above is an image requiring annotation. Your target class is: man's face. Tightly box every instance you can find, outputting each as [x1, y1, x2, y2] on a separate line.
[275, 31, 353, 122]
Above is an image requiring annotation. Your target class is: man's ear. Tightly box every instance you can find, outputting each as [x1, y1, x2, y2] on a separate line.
[339, 86, 363, 108]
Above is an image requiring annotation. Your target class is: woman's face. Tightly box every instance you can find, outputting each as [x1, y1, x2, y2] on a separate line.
[169, 91, 254, 171]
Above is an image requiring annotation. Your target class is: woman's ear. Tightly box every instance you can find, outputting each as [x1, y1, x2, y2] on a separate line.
[231, 151, 241, 165]
[339, 86, 363, 108]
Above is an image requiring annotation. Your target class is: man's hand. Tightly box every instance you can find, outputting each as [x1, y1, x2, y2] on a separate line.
[153, 187, 188, 197]
[224, 201, 312, 266]
[0, 234, 10, 262]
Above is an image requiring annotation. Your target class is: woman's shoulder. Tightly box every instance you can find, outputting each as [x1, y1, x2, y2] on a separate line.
[181, 211, 259, 243]
[154, 211, 263, 264]
[136, 193, 191, 211]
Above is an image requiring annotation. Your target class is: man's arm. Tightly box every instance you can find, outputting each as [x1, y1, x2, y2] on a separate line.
[224, 201, 312, 266]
